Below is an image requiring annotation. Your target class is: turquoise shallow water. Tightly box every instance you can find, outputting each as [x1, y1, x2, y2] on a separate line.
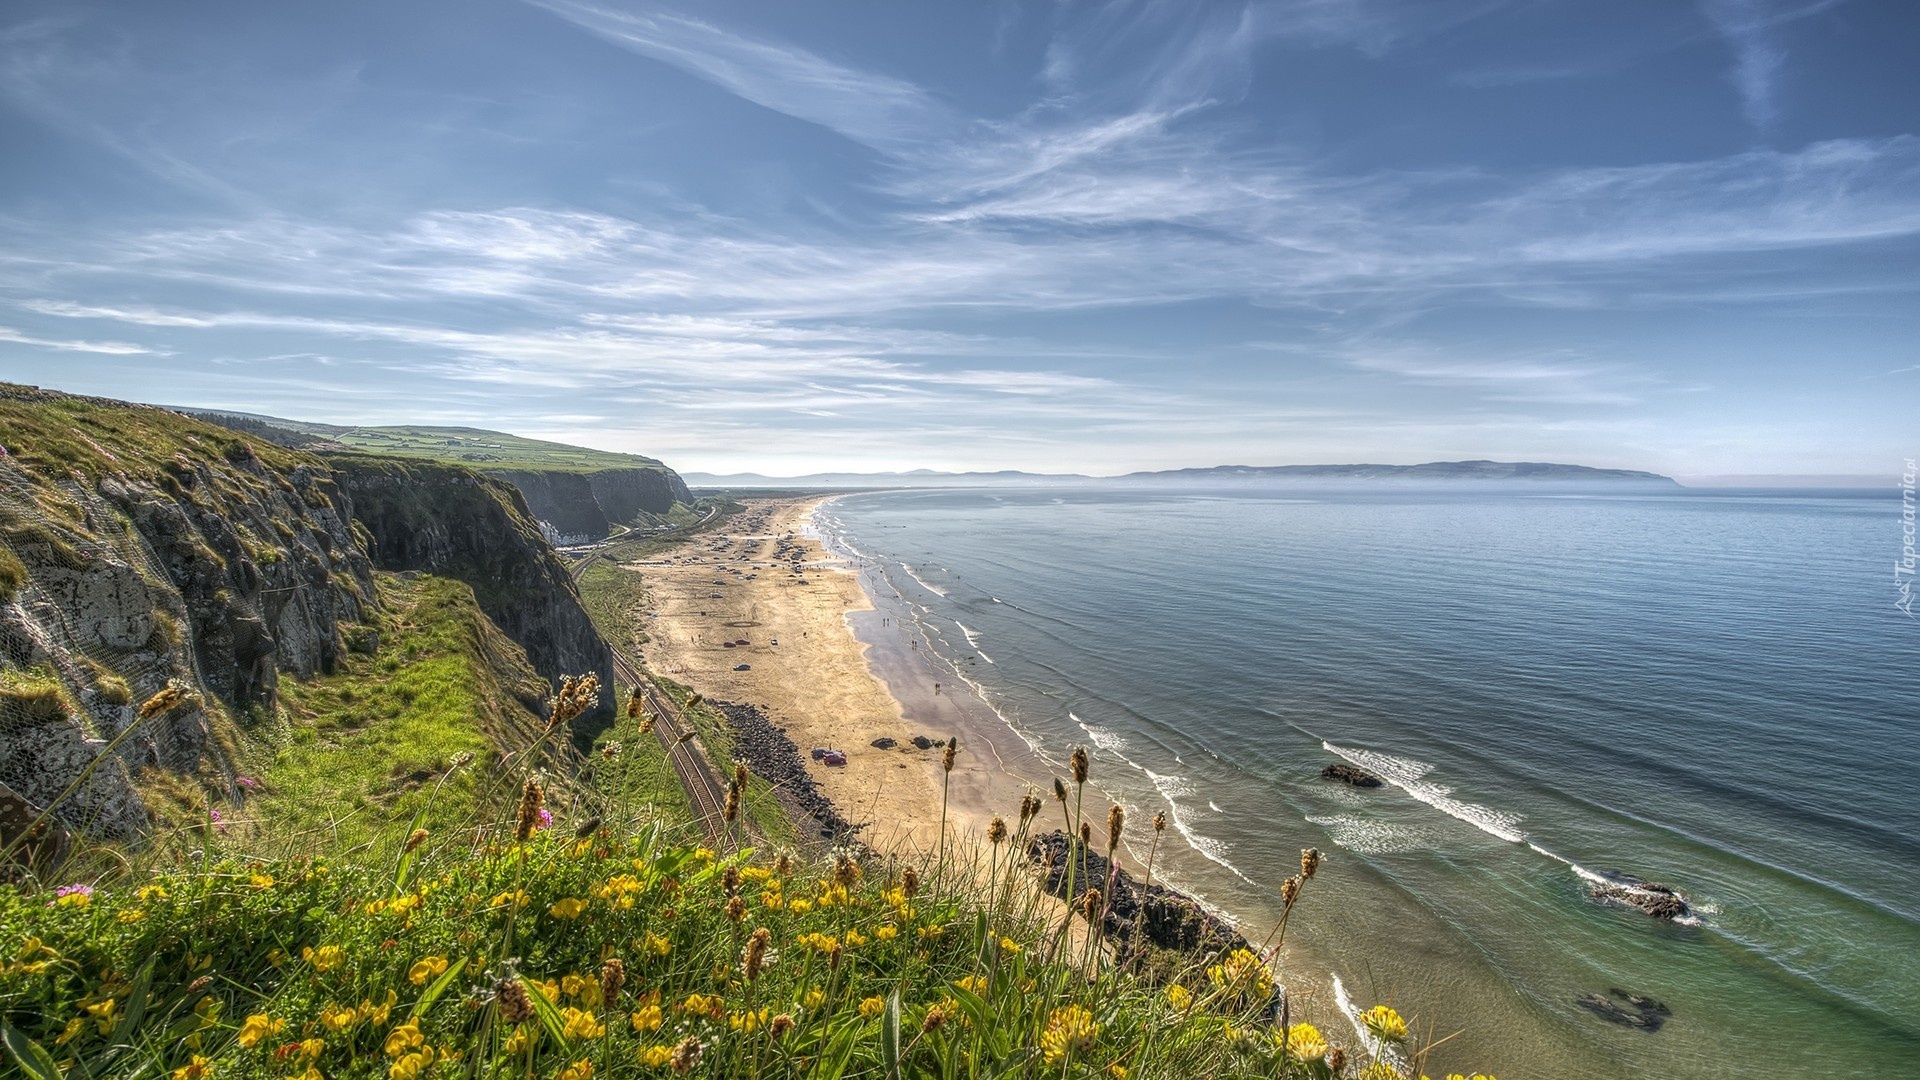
[813, 487, 1920, 1079]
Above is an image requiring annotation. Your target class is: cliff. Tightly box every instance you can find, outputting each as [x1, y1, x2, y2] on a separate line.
[329, 456, 615, 745]
[0, 385, 617, 842]
[487, 466, 692, 540]
[0, 386, 375, 838]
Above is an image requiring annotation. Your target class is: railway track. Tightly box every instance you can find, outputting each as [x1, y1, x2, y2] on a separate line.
[610, 650, 737, 846]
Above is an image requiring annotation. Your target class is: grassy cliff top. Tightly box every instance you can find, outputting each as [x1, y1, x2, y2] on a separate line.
[180, 408, 670, 474]
[0, 384, 317, 481]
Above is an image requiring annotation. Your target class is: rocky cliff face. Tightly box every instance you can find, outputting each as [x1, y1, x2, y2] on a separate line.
[0, 386, 375, 838]
[0, 385, 619, 842]
[331, 457, 615, 745]
[487, 467, 692, 541]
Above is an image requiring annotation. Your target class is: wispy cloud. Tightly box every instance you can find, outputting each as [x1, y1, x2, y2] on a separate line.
[0, 324, 156, 354]
[1699, 0, 1844, 130]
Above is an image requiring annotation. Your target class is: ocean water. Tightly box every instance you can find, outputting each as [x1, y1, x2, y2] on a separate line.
[812, 487, 1920, 1079]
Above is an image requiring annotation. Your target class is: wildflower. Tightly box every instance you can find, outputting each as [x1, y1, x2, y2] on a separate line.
[556, 1059, 593, 1080]
[1359, 1064, 1406, 1080]
[1153, 810, 1167, 833]
[728, 1008, 769, 1032]
[249, 872, 275, 889]
[383, 1021, 424, 1058]
[1206, 949, 1274, 1004]
[489, 889, 530, 910]
[549, 898, 588, 920]
[1052, 777, 1068, 804]
[501, 1026, 532, 1055]
[844, 928, 868, 947]
[408, 957, 449, 986]
[53, 883, 93, 907]
[303, 945, 345, 973]
[858, 996, 885, 1019]
[1328, 1046, 1347, 1072]
[725, 895, 747, 923]
[1020, 793, 1041, 821]
[1444, 1074, 1498, 1080]
[640, 1045, 672, 1068]
[1040, 1004, 1098, 1065]
[1106, 804, 1124, 854]
[1070, 747, 1089, 784]
[1106, 1064, 1128, 1080]
[405, 829, 430, 852]
[118, 908, 147, 924]
[560, 1007, 606, 1040]
[1363, 1004, 1408, 1043]
[786, 898, 813, 915]
[804, 990, 825, 1009]
[389, 1048, 435, 1080]
[901, 866, 920, 898]
[997, 936, 1022, 955]
[496, 979, 534, 1024]
[769, 1013, 795, 1039]
[85, 998, 118, 1035]
[669, 1035, 703, 1074]
[631, 1005, 663, 1032]
[942, 738, 958, 773]
[1282, 1022, 1327, 1061]
[171, 1055, 213, 1080]
[644, 932, 672, 956]
[319, 1004, 358, 1032]
[238, 1013, 285, 1049]
[875, 925, 898, 941]
[1080, 888, 1103, 921]
[987, 817, 1008, 845]
[723, 787, 740, 823]
[138, 884, 169, 901]
[954, 975, 988, 995]
[515, 777, 545, 842]
[1301, 847, 1323, 880]
[920, 1002, 951, 1033]
[1164, 984, 1192, 1012]
[236, 776, 257, 790]
[1280, 876, 1300, 908]
[601, 957, 625, 1008]
[549, 673, 600, 727]
[743, 928, 771, 980]
[296, 1038, 325, 1060]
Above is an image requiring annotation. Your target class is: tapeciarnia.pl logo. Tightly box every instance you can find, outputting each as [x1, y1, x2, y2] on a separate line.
[1898, 458, 1916, 618]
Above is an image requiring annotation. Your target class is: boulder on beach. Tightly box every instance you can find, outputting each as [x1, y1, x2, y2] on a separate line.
[910, 735, 937, 750]
[1320, 763, 1383, 788]
[869, 737, 898, 750]
[1576, 988, 1671, 1031]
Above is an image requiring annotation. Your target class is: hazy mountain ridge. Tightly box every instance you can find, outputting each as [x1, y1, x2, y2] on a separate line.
[687, 459, 1680, 489]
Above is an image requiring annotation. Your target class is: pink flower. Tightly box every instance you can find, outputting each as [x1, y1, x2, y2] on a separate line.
[55, 883, 92, 898]
[235, 776, 257, 790]
[535, 808, 553, 831]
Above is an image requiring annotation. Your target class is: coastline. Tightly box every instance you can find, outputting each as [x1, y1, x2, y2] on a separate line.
[627, 495, 1041, 855]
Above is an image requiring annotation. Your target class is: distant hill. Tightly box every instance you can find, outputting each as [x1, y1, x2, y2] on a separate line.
[687, 460, 1680, 489]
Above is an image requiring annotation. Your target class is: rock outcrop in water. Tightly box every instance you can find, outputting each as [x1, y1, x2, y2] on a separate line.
[1576, 988, 1672, 1031]
[1320, 763, 1384, 787]
[1588, 875, 1692, 920]
[1027, 829, 1253, 962]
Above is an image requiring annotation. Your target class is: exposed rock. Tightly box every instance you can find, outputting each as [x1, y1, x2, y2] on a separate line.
[1576, 988, 1671, 1031]
[487, 467, 692, 540]
[1320, 763, 1383, 787]
[331, 456, 615, 748]
[1027, 829, 1254, 962]
[714, 700, 861, 844]
[1588, 875, 1693, 921]
[869, 736, 897, 749]
[910, 735, 937, 750]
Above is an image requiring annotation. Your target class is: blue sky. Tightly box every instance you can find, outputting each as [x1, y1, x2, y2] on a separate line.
[0, 0, 1914, 478]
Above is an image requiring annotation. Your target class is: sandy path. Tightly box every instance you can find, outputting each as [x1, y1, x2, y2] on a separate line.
[628, 497, 1004, 854]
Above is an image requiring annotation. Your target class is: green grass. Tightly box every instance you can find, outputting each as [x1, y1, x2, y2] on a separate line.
[0, 544, 26, 601]
[652, 678, 797, 850]
[576, 559, 653, 654]
[327, 426, 669, 474]
[258, 574, 544, 851]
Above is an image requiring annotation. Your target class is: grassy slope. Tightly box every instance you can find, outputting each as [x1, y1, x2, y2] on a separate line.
[256, 573, 545, 852]
[328, 426, 668, 474]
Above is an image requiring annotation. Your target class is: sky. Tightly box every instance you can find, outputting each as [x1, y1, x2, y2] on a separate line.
[0, 1, 1914, 479]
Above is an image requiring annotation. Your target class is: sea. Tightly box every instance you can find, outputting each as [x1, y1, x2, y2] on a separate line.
[808, 486, 1920, 1079]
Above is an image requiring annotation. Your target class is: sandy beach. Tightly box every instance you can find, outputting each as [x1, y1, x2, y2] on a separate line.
[627, 496, 1045, 855]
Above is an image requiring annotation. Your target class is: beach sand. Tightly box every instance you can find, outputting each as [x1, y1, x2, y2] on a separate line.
[627, 496, 1042, 855]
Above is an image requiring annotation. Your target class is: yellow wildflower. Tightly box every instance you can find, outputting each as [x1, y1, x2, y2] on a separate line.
[728, 1008, 769, 1032]
[408, 957, 449, 986]
[137, 885, 168, 901]
[287, 1067, 324, 1080]
[383, 1020, 425, 1058]
[54, 1017, 85, 1046]
[1359, 1064, 1406, 1080]
[1363, 1004, 1408, 1042]
[1281, 1022, 1327, 1060]
[250, 873, 275, 890]
[237, 1013, 285, 1048]
[502, 1026, 532, 1055]
[858, 996, 885, 1019]
[803, 990, 825, 1009]
[171, 1055, 213, 1080]
[1164, 984, 1192, 1011]
[786, 898, 813, 915]
[644, 932, 671, 956]
[556, 1059, 592, 1080]
[319, 1004, 358, 1033]
[559, 1007, 606, 1040]
[549, 898, 588, 920]
[302, 945, 345, 973]
[954, 975, 988, 995]
[296, 1038, 325, 1060]
[388, 1047, 434, 1080]
[640, 1045, 672, 1068]
[118, 908, 148, 924]
[874, 924, 898, 941]
[1039, 1005, 1099, 1065]
[85, 998, 119, 1034]
[843, 928, 868, 946]
[1106, 1065, 1128, 1080]
[997, 936, 1022, 954]
[630, 1005, 663, 1032]
[1205, 948, 1273, 1004]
